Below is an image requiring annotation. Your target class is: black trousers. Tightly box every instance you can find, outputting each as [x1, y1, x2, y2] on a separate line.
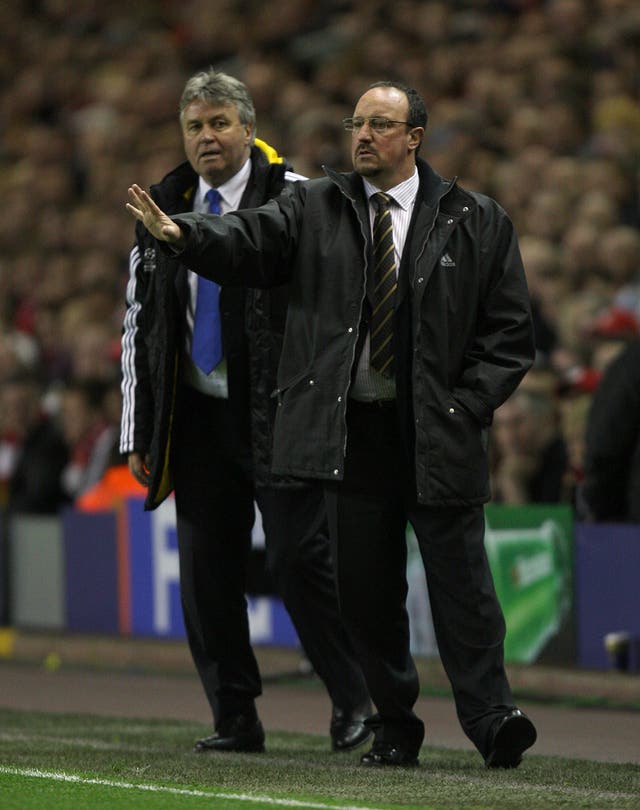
[258, 485, 369, 713]
[324, 399, 515, 757]
[172, 385, 369, 727]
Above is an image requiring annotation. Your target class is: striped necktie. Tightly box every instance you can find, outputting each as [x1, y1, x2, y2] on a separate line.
[370, 192, 397, 377]
[191, 189, 222, 373]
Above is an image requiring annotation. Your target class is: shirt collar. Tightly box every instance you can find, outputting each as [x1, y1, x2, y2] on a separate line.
[196, 157, 252, 212]
[363, 167, 419, 210]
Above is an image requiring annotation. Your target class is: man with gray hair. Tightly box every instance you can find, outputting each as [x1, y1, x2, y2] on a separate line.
[120, 68, 370, 754]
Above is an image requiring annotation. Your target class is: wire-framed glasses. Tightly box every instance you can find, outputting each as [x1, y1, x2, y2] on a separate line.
[342, 116, 413, 133]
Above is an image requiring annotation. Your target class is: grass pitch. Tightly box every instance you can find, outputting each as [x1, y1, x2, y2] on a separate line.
[1, 708, 640, 809]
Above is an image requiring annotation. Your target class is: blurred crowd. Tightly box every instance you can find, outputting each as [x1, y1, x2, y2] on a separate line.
[0, 0, 639, 516]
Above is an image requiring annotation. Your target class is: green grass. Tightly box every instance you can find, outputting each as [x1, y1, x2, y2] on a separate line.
[1, 708, 639, 809]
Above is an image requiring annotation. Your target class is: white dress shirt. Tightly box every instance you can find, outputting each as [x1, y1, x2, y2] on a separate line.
[350, 168, 420, 402]
[183, 160, 252, 398]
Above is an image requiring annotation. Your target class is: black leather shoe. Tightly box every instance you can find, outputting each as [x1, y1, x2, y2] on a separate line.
[360, 740, 419, 767]
[485, 708, 536, 768]
[330, 706, 372, 752]
[194, 715, 265, 753]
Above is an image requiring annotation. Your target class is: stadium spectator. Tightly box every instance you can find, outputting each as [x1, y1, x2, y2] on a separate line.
[491, 378, 570, 504]
[59, 378, 119, 501]
[2, 2, 639, 415]
[582, 338, 640, 522]
[0, 371, 69, 514]
[518, 235, 563, 367]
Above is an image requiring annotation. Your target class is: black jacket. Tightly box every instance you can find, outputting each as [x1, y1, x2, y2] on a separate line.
[9, 418, 70, 514]
[583, 339, 640, 522]
[172, 158, 535, 506]
[120, 144, 292, 509]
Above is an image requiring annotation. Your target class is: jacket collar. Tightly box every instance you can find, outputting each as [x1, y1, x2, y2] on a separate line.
[323, 157, 455, 208]
[415, 158, 456, 208]
[152, 144, 292, 213]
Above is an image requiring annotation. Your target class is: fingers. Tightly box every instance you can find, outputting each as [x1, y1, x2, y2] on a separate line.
[125, 185, 182, 244]
[133, 470, 149, 487]
[128, 184, 158, 211]
[128, 183, 147, 203]
[127, 185, 149, 215]
[126, 185, 155, 215]
[128, 452, 150, 487]
[125, 202, 143, 221]
[126, 185, 148, 221]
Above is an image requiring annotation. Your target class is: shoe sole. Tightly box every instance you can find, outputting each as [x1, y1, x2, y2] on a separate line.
[485, 715, 537, 769]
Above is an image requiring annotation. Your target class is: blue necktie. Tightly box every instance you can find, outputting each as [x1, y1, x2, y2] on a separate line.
[191, 189, 222, 373]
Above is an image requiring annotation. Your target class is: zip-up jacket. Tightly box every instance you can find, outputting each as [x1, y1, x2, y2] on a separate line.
[120, 143, 293, 509]
[170, 158, 535, 506]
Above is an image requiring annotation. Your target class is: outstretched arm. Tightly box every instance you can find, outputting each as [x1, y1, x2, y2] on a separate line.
[127, 181, 302, 289]
[126, 184, 185, 246]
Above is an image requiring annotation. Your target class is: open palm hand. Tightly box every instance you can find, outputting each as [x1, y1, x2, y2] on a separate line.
[126, 184, 184, 244]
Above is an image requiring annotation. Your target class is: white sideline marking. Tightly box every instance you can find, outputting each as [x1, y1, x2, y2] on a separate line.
[0, 766, 385, 810]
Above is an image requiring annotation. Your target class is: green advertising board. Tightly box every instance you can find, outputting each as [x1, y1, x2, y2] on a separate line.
[484, 504, 573, 663]
[406, 504, 574, 664]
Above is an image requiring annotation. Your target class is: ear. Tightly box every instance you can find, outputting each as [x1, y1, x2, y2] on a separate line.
[408, 127, 424, 153]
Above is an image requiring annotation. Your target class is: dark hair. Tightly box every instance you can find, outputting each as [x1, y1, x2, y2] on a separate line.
[368, 81, 428, 130]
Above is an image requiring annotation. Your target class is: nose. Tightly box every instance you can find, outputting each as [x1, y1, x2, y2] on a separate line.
[201, 125, 218, 140]
[356, 121, 373, 140]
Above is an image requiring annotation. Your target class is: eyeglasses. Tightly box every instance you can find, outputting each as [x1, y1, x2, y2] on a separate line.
[342, 117, 413, 133]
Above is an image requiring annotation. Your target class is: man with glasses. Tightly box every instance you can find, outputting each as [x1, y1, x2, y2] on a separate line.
[121, 68, 371, 756]
[127, 80, 537, 769]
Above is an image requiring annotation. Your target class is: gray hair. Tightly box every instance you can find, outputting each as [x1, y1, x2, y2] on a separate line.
[179, 68, 256, 133]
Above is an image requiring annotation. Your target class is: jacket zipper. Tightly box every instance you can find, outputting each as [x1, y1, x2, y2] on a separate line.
[333, 179, 371, 464]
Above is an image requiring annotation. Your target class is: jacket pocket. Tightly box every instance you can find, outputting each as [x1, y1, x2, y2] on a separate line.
[273, 364, 314, 405]
[429, 396, 490, 500]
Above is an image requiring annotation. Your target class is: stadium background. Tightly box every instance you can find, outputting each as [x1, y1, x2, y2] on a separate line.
[1, 0, 640, 734]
